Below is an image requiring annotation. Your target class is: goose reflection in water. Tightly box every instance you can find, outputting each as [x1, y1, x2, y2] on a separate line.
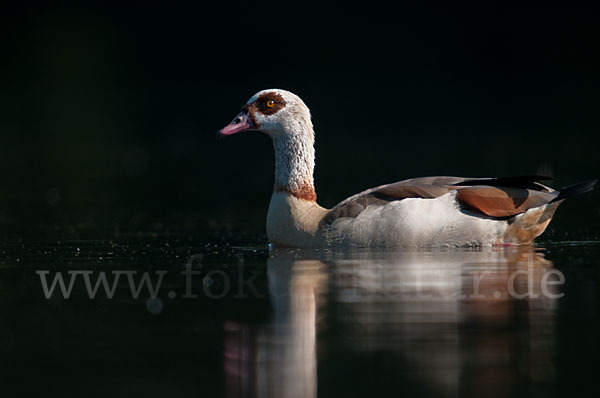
[223, 247, 561, 398]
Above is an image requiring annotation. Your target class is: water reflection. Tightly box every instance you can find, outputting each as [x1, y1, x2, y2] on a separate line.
[224, 247, 561, 397]
[225, 256, 327, 398]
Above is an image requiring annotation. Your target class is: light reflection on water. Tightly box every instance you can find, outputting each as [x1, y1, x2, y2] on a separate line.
[1, 241, 598, 397]
[225, 247, 562, 398]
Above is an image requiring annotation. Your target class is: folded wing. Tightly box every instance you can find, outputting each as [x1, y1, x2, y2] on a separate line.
[322, 175, 557, 226]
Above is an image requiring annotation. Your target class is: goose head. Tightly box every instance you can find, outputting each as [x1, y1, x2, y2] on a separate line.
[217, 89, 313, 140]
[218, 89, 317, 202]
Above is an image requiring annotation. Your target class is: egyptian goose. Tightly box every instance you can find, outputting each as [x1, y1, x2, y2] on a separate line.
[217, 89, 596, 248]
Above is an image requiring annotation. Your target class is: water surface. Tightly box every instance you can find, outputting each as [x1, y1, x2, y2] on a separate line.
[1, 240, 599, 397]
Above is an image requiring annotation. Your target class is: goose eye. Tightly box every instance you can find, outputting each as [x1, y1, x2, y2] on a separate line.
[266, 100, 275, 108]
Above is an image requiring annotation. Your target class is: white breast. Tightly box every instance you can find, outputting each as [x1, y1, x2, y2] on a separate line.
[267, 191, 329, 247]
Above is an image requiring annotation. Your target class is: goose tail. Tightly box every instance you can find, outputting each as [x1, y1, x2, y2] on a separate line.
[551, 180, 597, 203]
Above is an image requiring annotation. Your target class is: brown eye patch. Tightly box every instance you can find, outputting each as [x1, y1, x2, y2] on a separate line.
[253, 92, 286, 115]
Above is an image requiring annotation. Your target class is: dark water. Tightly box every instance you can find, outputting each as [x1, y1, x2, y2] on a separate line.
[2, 238, 599, 397]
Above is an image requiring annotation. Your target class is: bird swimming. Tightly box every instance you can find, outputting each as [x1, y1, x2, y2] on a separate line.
[217, 89, 596, 248]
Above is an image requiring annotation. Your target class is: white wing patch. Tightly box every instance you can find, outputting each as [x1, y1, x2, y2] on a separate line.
[327, 192, 507, 247]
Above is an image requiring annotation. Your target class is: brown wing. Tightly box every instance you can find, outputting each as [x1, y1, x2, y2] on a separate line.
[456, 186, 558, 218]
[321, 175, 557, 227]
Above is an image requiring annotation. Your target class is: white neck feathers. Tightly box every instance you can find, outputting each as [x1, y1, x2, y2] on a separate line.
[271, 113, 316, 202]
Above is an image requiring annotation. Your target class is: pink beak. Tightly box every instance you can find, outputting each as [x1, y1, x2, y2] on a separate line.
[217, 111, 255, 139]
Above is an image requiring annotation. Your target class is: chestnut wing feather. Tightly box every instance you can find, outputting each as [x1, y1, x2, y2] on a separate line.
[456, 186, 558, 218]
[321, 175, 558, 226]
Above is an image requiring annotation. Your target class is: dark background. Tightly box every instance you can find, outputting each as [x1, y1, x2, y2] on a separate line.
[2, 2, 599, 242]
